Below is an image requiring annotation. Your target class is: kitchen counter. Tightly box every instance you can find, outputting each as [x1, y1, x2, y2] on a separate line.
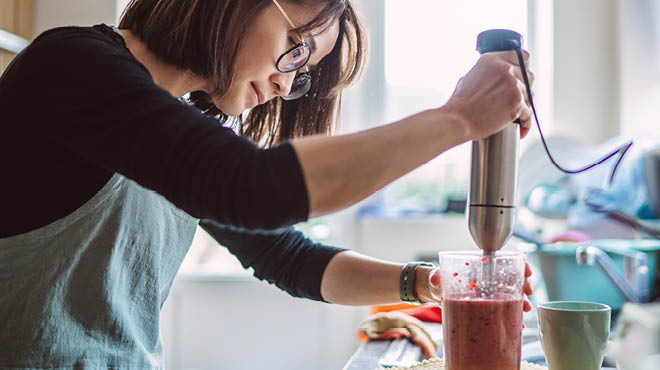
[343, 322, 620, 369]
[343, 323, 442, 370]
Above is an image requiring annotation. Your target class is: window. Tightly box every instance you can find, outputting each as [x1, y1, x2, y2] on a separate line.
[375, 0, 529, 217]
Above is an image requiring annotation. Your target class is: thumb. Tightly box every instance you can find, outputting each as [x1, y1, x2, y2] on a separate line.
[429, 268, 441, 287]
[428, 268, 442, 302]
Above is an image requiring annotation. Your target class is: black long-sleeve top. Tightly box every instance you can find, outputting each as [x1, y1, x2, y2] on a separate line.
[0, 24, 346, 301]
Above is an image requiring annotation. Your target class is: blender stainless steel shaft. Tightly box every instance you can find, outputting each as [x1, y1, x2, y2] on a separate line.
[468, 124, 520, 252]
[468, 29, 523, 254]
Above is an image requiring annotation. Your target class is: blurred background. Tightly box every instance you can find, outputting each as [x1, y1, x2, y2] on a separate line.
[3, 0, 660, 369]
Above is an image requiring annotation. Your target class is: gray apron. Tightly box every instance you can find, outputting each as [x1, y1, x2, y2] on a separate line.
[0, 173, 199, 369]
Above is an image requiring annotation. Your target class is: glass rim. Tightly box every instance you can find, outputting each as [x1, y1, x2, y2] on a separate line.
[438, 250, 525, 258]
[538, 301, 611, 312]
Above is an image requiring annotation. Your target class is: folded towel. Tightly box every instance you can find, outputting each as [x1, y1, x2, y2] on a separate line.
[358, 311, 439, 358]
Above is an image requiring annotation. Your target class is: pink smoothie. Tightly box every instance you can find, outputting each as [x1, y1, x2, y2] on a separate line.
[442, 297, 523, 370]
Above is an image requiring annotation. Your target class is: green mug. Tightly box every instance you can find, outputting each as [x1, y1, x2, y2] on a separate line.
[537, 301, 611, 370]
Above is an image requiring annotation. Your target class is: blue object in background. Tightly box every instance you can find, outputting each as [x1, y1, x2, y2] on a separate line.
[524, 239, 660, 311]
[566, 137, 657, 227]
[525, 183, 577, 219]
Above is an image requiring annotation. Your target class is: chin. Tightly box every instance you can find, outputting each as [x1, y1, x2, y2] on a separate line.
[212, 98, 244, 117]
[222, 106, 244, 116]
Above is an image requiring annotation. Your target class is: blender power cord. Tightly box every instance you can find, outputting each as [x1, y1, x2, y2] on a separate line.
[513, 48, 633, 191]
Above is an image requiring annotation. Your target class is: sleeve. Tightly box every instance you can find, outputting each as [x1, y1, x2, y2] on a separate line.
[199, 219, 347, 302]
[6, 29, 309, 230]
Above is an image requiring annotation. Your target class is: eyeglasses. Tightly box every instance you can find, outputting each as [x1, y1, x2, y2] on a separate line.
[272, 0, 312, 100]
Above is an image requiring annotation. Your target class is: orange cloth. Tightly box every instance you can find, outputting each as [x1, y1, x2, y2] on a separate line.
[370, 304, 442, 323]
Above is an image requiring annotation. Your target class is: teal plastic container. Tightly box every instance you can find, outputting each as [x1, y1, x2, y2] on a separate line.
[525, 239, 660, 311]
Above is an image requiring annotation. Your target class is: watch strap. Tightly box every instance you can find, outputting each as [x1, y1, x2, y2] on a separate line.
[400, 261, 434, 303]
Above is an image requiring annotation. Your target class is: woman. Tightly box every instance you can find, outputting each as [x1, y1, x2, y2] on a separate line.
[0, 0, 533, 368]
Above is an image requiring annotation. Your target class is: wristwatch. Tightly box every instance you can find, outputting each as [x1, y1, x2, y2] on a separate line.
[400, 261, 434, 303]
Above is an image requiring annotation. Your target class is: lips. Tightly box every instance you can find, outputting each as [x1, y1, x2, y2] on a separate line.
[251, 83, 265, 106]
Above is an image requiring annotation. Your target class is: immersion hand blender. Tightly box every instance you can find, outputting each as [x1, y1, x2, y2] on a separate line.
[468, 29, 633, 291]
[468, 30, 523, 288]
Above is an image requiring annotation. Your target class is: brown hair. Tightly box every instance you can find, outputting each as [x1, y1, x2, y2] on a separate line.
[119, 0, 367, 147]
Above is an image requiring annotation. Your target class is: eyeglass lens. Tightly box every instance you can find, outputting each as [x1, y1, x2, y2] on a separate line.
[282, 73, 311, 100]
[277, 43, 311, 73]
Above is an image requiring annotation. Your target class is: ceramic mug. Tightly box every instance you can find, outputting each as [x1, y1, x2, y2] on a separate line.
[538, 301, 611, 370]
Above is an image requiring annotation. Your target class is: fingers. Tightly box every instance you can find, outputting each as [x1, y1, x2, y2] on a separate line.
[496, 49, 530, 67]
[520, 124, 531, 139]
[508, 69, 533, 139]
[429, 268, 441, 286]
[523, 262, 533, 296]
[512, 67, 534, 116]
[507, 55, 534, 139]
[518, 111, 532, 139]
[523, 279, 533, 296]
[511, 67, 534, 93]
[516, 90, 532, 139]
[517, 49, 531, 68]
[510, 62, 533, 110]
[523, 262, 533, 312]
[427, 268, 443, 303]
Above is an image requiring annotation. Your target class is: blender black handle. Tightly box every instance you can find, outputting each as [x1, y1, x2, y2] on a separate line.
[476, 29, 524, 126]
[476, 29, 523, 54]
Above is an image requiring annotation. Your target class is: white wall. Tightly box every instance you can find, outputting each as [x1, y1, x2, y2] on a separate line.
[33, 0, 117, 36]
[339, 0, 386, 133]
[551, 0, 621, 145]
[549, 0, 660, 144]
[619, 0, 660, 139]
[548, 0, 660, 145]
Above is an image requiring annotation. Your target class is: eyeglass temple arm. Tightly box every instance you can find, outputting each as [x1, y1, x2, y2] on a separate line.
[271, 0, 306, 44]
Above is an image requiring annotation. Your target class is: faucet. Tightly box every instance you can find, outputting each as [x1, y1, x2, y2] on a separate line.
[576, 246, 650, 303]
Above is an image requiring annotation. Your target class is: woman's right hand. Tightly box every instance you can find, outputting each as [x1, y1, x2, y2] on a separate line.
[443, 50, 535, 141]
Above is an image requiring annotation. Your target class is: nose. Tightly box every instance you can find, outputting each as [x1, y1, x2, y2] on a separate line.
[271, 71, 297, 97]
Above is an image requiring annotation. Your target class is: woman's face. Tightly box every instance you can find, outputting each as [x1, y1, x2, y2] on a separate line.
[210, 1, 340, 116]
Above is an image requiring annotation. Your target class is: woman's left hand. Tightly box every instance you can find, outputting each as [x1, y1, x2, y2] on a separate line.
[417, 262, 534, 312]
